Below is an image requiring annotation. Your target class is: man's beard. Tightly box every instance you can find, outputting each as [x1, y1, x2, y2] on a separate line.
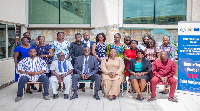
[30, 55, 36, 57]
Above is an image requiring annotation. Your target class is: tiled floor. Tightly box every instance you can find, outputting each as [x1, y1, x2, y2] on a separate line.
[0, 83, 200, 111]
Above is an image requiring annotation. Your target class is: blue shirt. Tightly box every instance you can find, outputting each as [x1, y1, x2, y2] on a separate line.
[14, 46, 34, 58]
[135, 62, 142, 71]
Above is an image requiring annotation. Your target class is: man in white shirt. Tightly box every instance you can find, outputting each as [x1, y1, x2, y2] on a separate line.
[15, 48, 50, 102]
[50, 52, 73, 99]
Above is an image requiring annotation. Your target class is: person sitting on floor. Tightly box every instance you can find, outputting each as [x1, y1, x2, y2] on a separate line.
[70, 47, 101, 100]
[49, 52, 73, 99]
[15, 48, 50, 102]
[147, 51, 178, 102]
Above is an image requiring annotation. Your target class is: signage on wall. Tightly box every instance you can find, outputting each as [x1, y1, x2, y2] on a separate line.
[178, 21, 200, 93]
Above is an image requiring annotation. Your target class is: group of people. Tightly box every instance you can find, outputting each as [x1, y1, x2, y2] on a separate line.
[14, 31, 178, 103]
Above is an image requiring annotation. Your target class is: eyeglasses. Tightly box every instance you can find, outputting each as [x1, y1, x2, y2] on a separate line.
[23, 40, 30, 42]
[39, 39, 45, 41]
[58, 55, 65, 57]
[148, 42, 154, 44]
[99, 37, 104, 39]
[83, 50, 90, 51]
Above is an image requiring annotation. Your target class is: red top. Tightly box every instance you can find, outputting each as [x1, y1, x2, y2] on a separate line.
[124, 48, 137, 76]
[152, 59, 176, 78]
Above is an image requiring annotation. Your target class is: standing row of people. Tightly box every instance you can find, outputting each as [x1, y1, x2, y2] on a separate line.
[14, 31, 178, 102]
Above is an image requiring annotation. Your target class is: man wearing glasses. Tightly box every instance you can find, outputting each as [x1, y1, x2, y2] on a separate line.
[70, 47, 101, 100]
[49, 52, 73, 99]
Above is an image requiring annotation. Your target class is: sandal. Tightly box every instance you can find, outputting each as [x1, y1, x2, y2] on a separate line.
[62, 88, 66, 92]
[31, 85, 37, 90]
[168, 97, 178, 102]
[136, 94, 140, 100]
[57, 86, 61, 91]
[162, 89, 169, 94]
[26, 89, 32, 94]
[147, 97, 156, 101]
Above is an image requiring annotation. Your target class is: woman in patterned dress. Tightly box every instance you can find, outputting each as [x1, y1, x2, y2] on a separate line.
[92, 33, 107, 72]
[106, 33, 126, 59]
[51, 32, 70, 61]
[144, 38, 160, 63]
[33, 36, 54, 92]
[51, 32, 70, 91]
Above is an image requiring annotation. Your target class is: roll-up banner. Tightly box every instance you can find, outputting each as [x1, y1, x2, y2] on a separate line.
[178, 21, 200, 93]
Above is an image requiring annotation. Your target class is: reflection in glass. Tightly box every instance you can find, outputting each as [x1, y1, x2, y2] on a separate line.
[8, 25, 16, 57]
[60, 0, 91, 24]
[0, 23, 6, 59]
[155, 0, 186, 24]
[123, 0, 154, 24]
[29, 0, 59, 24]
[29, 0, 91, 24]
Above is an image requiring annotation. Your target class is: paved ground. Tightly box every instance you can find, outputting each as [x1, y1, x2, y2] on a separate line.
[0, 82, 200, 111]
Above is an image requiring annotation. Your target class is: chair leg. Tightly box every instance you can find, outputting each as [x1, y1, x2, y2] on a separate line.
[93, 82, 95, 95]
[103, 86, 106, 97]
[146, 83, 148, 99]
[121, 83, 123, 97]
[23, 88, 24, 98]
[127, 82, 129, 97]
[41, 83, 44, 94]
[70, 82, 72, 97]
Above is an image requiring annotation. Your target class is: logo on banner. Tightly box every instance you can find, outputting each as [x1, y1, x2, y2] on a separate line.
[180, 28, 186, 32]
[187, 27, 192, 31]
[194, 28, 199, 31]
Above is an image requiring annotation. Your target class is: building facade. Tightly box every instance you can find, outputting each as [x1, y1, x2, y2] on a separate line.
[0, 0, 200, 86]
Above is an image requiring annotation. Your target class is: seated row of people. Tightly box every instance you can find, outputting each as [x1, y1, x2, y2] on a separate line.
[15, 47, 177, 103]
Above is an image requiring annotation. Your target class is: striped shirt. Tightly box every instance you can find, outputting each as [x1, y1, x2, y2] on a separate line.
[17, 57, 48, 82]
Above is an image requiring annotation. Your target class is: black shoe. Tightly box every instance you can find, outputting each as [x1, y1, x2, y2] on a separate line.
[37, 89, 42, 92]
[90, 84, 93, 89]
[109, 98, 113, 101]
[31, 85, 37, 90]
[53, 94, 59, 99]
[64, 94, 68, 99]
[70, 94, 78, 100]
[162, 89, 169, 94]
[93, 94, 100, 100]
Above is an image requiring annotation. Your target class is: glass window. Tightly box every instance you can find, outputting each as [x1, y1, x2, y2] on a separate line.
[8, 25, 16, 57]
[123, 0, 154, 24]
[60, 0, 91, 24]
[29, 0, 91, 24]
[29, 0, 59, 24]
[123, 0, 187, 24]
[0, 23, 6, 59]
[155, 0, 187, 24]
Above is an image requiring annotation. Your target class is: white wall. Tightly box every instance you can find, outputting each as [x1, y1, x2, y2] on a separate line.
[0, 0, 26, 25]
[191, 0, 200, 21]
[94, 0, 119, 27]
[0, 59, 15, 85]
